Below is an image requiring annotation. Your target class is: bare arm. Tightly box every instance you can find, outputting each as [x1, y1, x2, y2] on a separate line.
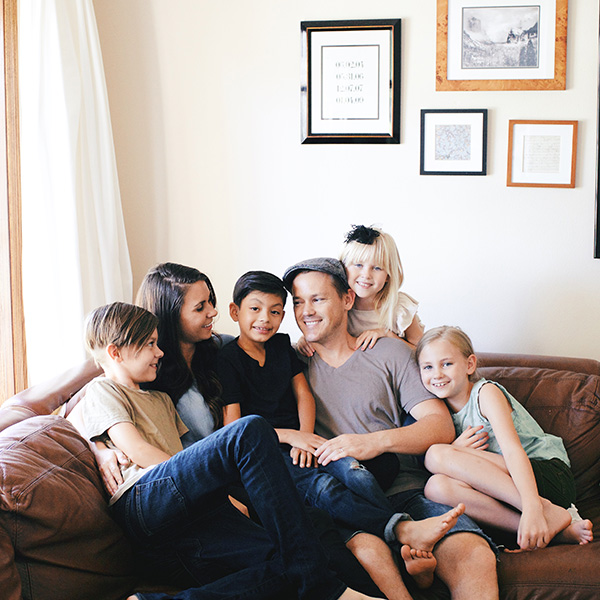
[280, 373, 326, 467]
[315, 398, 454, 465]
[402, 315, 425, 347]
[89, 439, 128, 495]
[107, 422, 171, 468]
[223, 403, 242, 426]
[479, 384, 548, 549]
[293, 372, 315, 433]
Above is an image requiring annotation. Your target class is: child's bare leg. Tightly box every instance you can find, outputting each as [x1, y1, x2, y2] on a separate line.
[346, 533, 415, 600]
[400, 545, 436, 589]
[393, 503, 465, 551]
[425, 444, 519, 505]
[425, 474, 522, 532]
[426, 468, 589, 547]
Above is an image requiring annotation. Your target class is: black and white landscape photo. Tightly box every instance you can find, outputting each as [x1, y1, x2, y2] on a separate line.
[462, 6, 539, 69]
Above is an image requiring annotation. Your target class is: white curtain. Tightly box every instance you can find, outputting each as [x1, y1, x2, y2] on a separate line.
[19, 0, 132, 385]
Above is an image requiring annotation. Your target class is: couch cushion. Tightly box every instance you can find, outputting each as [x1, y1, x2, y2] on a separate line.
[0, 415, 136, 600]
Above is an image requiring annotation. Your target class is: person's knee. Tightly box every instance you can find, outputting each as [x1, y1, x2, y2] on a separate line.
[424, 473, 455, 504]
[438, 532, 496, 571]
[346, 532, 390, 564]
[234, 414, 274, 436]
[424, 443, 453, 474]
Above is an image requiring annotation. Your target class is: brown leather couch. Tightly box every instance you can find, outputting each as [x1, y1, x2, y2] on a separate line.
[0, 352, 599, 600]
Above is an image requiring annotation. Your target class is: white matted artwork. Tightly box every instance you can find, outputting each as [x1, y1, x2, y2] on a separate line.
[436, 0, 568, 91]
[507, 120, 577, 187]
[420, 109, 488, 175]
[301, 19, 401, 143]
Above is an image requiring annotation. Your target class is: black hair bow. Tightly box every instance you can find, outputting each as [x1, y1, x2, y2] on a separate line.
[344, 225, 380, 245]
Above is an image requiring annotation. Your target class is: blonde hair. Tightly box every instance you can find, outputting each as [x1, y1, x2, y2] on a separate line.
[339, 225, 404, 333]
[84, 302, 158, 365]
[415, 326, 480, 382]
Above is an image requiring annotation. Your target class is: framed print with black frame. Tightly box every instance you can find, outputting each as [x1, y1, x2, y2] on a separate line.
[420, 109, 488, 176]
[436, 0, 568, 91]
[301, 19, 401, 144]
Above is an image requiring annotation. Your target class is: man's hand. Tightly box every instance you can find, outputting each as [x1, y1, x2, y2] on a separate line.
[452, 425, 489, 450]
[315, 432, 380, 465]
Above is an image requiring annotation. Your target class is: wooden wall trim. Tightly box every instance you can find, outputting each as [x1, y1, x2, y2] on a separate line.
[0, 0, 27, 402]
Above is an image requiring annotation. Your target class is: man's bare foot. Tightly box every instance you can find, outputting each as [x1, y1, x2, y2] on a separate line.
[400, 544, 436, 589]
[554, 519, 594, 545]
[394, 503, 465, 551]
[126, 596, 138, 600]
[338, 588, 381, 600]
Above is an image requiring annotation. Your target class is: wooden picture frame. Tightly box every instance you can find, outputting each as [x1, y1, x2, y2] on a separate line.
[507, 120, 577, 188]
[436, 0, 568, 91]
[301, 19, 401, 144]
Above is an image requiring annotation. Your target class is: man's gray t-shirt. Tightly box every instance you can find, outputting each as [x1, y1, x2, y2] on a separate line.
[305, 337, 435, 496]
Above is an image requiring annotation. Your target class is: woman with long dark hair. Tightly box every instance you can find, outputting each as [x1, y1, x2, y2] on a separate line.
[137, 262, 225, 444]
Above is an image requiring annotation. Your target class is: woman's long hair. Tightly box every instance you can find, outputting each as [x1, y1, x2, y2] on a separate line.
[136, 262, 223, 429]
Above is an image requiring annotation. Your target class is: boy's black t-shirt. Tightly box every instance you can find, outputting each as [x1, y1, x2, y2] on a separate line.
[217, 333, 304, 430]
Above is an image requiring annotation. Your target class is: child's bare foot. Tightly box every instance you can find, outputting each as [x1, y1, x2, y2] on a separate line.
[394, 503, 465, 551]
[400, 544, 436, 589]
[542, 501, 572, 544]
[554, 519, 594, 545]
[338, 588, 381, 600]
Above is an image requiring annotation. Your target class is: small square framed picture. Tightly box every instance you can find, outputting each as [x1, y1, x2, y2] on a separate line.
[420, 109, 488, 175]
[507, 120, 577, 187]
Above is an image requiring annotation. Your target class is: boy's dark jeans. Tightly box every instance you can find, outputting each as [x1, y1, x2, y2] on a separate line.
[111, 416, 346, 600]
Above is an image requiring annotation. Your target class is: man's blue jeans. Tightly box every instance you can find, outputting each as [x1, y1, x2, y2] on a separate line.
[111, 416, 346, 600]
[282, 450, 406, 543]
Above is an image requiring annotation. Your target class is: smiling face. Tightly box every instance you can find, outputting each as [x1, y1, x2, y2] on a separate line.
[292, 271, 354, 346]
[345, 261, 389, 308]
[230, 291, 285, 346]
[116, 329, 164, 388]
[417, 338, 476, 409]
[179, 280, 218, 345]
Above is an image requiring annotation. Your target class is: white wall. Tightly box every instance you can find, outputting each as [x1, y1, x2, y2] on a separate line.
[93, 0, 600, 360]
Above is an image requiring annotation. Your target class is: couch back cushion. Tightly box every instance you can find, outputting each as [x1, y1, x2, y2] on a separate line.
[0, 416, 136, 600]
[479, 365, 600, 513]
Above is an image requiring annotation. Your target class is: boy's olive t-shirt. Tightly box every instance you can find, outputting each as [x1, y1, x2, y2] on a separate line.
[68, 377, 188, 504]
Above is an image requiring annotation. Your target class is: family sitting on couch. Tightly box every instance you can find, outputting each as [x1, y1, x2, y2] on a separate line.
[52, 225, 591, 600]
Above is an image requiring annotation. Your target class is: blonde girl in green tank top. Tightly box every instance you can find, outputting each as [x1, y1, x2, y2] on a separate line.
[415, 326, 593, 551]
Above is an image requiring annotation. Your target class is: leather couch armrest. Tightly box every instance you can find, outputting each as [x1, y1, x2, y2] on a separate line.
[0, 406, 38, 434]
[0, 526, 22, 600]
[0, 360, 101, 429]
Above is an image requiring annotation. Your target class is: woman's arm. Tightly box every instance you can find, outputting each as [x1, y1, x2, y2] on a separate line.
[89, 439, 128, 495]
[479, 383, 548, 550]
[107, 422, 171, 468]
